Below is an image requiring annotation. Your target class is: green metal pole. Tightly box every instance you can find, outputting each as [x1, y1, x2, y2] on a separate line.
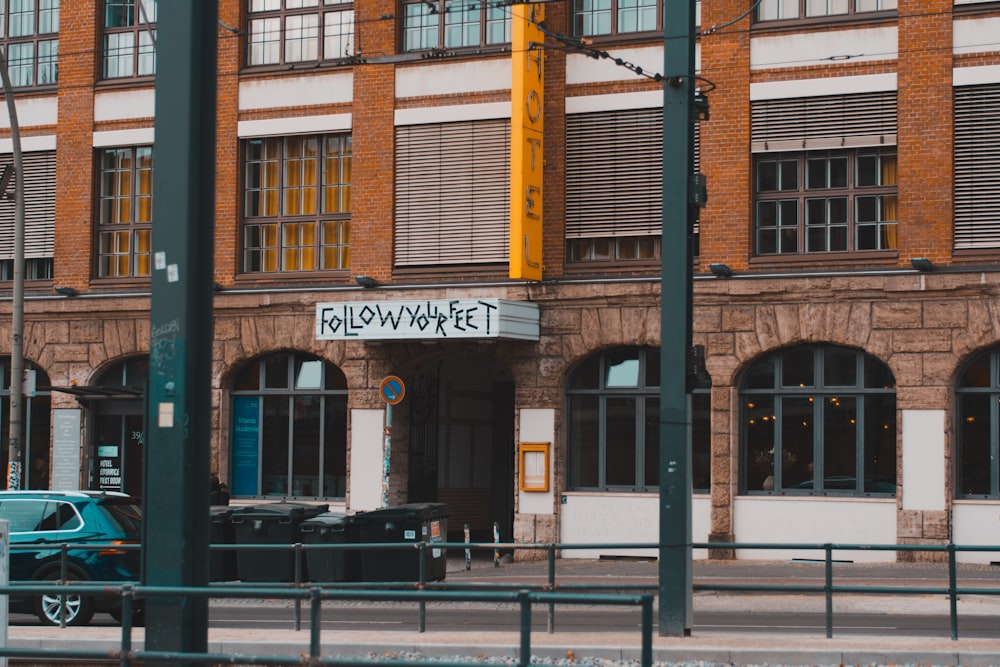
[144, 1, 217, 663]
[659, 0, 696, 638]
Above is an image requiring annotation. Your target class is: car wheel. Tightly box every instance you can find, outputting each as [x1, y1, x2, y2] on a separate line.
[35, 574, 95, 627]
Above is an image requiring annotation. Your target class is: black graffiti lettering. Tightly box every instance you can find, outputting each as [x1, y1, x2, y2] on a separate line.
[405, 305, 421, 327]
[377, 305, 402, 328]
[479, 300, 497, 334]
[319, 307, 343, 335]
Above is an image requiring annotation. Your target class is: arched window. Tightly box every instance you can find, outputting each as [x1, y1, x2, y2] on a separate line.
[0, 359, 51, 489]
[956, 347, 1000, 498]
[741, 344, 896, 496]
[567, 346, 710, 492]
[230, 352, 347, 499]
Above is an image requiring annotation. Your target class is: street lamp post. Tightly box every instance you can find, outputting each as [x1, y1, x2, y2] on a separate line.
[0, 46, 26, 491]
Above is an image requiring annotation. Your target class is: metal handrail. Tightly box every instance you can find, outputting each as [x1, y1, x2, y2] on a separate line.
[4, 537, 1000, 666]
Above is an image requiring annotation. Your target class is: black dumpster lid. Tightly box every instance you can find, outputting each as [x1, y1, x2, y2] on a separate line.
[357, 503, 448, 519]
[302, 511, 349, 526]
[231, 502, 329, 517]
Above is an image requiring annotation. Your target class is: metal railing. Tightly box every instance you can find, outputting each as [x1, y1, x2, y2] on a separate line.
[3, 539, 1000, 664]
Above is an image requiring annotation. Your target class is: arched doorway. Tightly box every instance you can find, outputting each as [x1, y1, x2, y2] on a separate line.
[89, 357, 148, 497]
[407, 354, 514, 542]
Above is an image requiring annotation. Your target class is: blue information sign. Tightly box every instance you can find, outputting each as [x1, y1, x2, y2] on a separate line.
[231, 396, 260, 496]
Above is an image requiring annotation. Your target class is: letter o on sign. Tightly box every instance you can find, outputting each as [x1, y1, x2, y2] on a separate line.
[380, 376, 405, 405]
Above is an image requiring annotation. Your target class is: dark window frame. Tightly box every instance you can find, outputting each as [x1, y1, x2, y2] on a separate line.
[401, 0, 510, 53]
[571, 0, 660, 39]
[956, 347, 1000, 499]
[754, 149, 897, 256]
[754, 0, 896, 24]
[740, 344, 897, 497]
[566, 346, 711, 493]
[101, 0, 157, 80]
[240, 133, 352, 275]
[95, 145, 153, 279]
[230, 351, 348, 499]
[245, 0, 355, 68]
[0, 0, 59, 88]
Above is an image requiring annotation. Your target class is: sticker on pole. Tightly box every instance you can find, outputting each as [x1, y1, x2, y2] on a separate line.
[380, 375, 405, 405]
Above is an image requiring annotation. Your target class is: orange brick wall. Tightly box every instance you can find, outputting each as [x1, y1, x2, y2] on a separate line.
[53, 1, 98, 290]
[897, 0, 954, 265]
[350, 0, 397, 284]
[698, 0, 753, 272]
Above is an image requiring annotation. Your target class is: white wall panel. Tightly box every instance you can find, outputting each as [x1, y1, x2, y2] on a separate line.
[0, 96, 56, 129]
[95, 89, 155, 122]
[239, 72, 353, 110]
[750, 73, 896, 101]
[238, 114, 352, 138]
[751, 27, 896, 70]
[954, 65, 1000, 86]
[902, 410, 946, 511]
[518, 409, 554, 515]
[559, 493, 711, 559]
[566, 45, 699, 85]
[954, 16, 1000, 56]
[396, 60, 509, 98]
[733, 497, 896, 562]
[93, 128, 154, 147]
[953, 502, 1000, 564]
[349, 408, 386, 512]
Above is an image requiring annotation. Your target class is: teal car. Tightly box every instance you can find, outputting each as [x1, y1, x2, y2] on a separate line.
[0, 490, 142, 626]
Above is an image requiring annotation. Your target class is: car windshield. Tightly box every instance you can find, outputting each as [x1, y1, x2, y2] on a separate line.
[99, 499, 143, 534]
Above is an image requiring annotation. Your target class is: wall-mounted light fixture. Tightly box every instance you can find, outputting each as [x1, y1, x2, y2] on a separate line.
[355, 275, 378, 288]
[54, 286, 78, 297]
[910, 258, 933, 272]
[708, 263, 732, 278]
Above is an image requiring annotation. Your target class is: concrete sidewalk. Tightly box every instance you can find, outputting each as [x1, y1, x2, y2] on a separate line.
[5, 557, 1000, 666]
[7, 622, 1000, 667]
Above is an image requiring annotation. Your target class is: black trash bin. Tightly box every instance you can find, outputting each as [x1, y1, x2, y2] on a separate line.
[230, 502, 328, 582]
[301, 512, 358, 582]
[209, 506, 238, 582]
[353, 503, 448, 583]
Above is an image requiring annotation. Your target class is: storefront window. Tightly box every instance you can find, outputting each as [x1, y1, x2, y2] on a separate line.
[230, 352, 347, 498]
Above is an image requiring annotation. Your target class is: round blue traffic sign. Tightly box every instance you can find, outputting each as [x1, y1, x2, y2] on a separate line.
[380, 375, 405, 404]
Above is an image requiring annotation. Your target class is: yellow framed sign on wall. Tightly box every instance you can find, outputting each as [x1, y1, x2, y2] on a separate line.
[519, 442, 550, 492]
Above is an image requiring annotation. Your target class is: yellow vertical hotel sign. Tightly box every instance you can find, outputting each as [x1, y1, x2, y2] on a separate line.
[510, 2, 544, 281]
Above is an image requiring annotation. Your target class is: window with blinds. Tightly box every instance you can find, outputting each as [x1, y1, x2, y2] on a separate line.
[394, 119, 510, 267]
[0, 150, 55, 262]
[566, 108, 664, 241]
[955, 84, 1000, 250]
[751, 91, 897, 153]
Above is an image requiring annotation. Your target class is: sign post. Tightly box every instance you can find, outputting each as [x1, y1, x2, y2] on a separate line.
[379, 376, 405, 508]
[1, 518, 8, 667]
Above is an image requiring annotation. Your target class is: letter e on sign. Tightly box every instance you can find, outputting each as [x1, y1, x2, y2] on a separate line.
[380, 376, 405, 405]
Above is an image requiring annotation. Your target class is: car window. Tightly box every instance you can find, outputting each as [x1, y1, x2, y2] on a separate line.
[0, 499, 48, 532]
[99, 499, 142, 534]
[48, 502, 83, 531]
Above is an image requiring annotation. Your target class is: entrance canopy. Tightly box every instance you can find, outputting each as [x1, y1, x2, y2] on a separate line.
[48, 385, 144, 401]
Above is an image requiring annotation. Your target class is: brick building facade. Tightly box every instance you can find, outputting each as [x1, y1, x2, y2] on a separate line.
[1, 0, 999, 561]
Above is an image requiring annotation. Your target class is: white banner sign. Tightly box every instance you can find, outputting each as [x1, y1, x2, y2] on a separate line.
[315, 298, 539, 341]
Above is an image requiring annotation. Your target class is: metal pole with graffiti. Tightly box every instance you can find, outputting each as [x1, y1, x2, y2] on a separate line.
[380, 376, 405, 508]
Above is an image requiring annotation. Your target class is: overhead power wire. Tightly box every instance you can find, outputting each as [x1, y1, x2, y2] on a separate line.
[700, 0, 763, 36]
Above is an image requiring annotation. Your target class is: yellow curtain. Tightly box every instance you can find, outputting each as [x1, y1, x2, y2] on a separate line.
[263, 223, 278, 272]
[303, 137, 318, 215]
[136, 229, 151, 276]
[882, 155, 898, 249]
